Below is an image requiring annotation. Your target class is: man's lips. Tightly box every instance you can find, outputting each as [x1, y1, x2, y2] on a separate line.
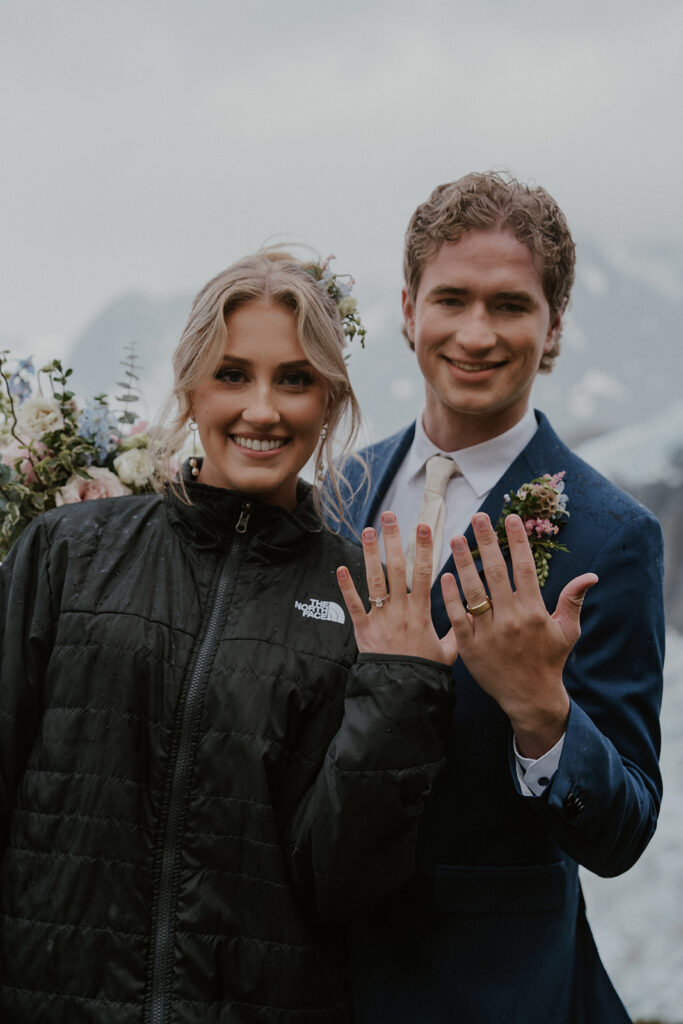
[230, 435, 289, 452]
[442, 356, 506, 373]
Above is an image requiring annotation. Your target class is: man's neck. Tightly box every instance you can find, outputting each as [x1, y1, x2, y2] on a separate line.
[422, 403, 532, 453]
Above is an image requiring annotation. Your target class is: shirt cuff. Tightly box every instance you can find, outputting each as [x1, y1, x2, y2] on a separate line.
[514, 733, 565, 797]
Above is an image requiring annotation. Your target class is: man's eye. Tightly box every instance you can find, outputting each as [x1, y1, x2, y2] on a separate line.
[214, 367, 246, 384]
[438, 297, 463, 307]
[499, 303, 526, 313]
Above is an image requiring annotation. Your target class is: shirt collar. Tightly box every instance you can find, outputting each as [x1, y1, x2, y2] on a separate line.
[406, 406, 538, 498]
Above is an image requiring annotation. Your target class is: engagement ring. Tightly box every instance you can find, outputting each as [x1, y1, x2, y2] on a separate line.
[372, 593, 391, 608]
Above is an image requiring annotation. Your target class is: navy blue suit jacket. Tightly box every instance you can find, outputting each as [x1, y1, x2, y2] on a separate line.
[335, 411, 664, 1024]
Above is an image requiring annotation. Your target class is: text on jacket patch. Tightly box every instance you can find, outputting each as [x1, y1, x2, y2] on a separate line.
[294, 598, 346, 624]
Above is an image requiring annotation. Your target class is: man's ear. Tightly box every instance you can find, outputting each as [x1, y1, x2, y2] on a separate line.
[402, 287, 416, 347]
[544, 312, 562, 352]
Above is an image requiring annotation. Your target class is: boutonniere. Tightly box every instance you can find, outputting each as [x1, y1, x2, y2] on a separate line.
[472, 471, 570, 587]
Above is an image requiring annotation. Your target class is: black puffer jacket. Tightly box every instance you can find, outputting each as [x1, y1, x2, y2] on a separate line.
[0, 478, 454, 1023]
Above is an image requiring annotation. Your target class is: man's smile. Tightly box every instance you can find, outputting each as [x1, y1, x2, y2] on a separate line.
[442, 356, 507, 373]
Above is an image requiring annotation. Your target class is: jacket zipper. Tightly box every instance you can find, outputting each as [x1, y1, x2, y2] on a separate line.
[147, 500, 252, 1024]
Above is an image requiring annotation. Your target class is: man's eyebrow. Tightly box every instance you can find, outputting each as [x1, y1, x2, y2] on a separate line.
[428, 285, 468, 296]
[496, 290, 535, 303]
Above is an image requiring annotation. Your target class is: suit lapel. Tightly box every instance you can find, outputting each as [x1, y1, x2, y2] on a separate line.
[351, 424, 416, 533]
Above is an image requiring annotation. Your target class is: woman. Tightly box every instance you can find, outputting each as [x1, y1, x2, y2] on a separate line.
[0, 252, 459, 1022]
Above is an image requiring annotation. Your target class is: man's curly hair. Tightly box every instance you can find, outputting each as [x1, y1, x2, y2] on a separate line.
[403, 171, 576, 372]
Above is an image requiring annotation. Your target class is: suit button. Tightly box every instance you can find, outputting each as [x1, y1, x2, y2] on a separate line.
[538, 776, 550, 787]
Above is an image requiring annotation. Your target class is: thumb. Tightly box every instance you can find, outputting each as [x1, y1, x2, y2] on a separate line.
[552, 572, 599, 644]
[438, 626, 459, 666]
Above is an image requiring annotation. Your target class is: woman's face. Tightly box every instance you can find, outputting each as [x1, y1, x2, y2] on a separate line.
[191, 299, 330, 509]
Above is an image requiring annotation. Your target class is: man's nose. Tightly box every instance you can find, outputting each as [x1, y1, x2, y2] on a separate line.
[456, 305, 496, 349]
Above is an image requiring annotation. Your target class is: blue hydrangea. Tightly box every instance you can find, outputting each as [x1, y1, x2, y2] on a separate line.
[8, 373, 32, 402]
[78, 400, 119, 462]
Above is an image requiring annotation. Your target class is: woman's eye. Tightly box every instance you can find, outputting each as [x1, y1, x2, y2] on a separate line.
[281, 372, 314, 389]
[214, 367, 246, 384]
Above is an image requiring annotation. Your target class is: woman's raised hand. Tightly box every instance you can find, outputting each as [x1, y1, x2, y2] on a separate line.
[336, 511, 458, 666]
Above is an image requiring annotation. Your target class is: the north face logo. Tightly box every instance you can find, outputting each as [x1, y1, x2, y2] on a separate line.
[294, 598, 345, 624]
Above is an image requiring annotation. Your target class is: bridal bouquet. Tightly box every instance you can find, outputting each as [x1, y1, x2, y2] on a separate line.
[0, 350, 153, 560]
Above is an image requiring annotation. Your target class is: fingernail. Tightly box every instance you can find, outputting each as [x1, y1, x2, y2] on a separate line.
[451, 536, 467, 552]
[381, 511, 396, 526]
[417, 524, 430, 538]
[362, 527, 376, 542]
[506, 514, 523, 531]
[473, 513, 489, 528]
[337, 566, 348, 580]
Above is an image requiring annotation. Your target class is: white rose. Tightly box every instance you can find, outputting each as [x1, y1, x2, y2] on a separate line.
[337, 296, 358, 318]
[113, 447, 153, 488]
[16, 396, 65, 439]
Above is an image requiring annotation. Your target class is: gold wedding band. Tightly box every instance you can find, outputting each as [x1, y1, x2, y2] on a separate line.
[466, 597, 492, 616]
[372, 593, 391, 609]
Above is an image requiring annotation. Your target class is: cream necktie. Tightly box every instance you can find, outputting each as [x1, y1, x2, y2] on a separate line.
[404, 454, 462, 587]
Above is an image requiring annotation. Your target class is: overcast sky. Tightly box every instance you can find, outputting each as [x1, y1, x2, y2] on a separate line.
[1, 0, 681, 358]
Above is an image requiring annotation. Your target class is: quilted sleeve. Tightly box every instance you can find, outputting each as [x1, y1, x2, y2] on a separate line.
[523, 510, 665, 875]
[0, 519, 57, 852]
[284, 653, 454, 922]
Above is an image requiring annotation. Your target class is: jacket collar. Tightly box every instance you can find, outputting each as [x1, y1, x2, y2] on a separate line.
[165, 461, 323, 560]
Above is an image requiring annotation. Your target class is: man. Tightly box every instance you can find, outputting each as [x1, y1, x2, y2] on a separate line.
[337, 172, 664, 1022]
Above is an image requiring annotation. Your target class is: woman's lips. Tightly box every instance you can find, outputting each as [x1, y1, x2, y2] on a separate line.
[230, 435, 289, 453]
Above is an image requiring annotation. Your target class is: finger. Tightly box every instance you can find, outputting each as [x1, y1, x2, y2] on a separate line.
[410, 523, 436, 603]
[504, 514, 544, 603]
[449, 533, 491, 613]
[444, 569, 471, 630]
[469, 512, 513, 606]
[336, 566, 368, 632]
[440, 573, 479, 659]
[380, 511, 408, 601]
[552, 573, 598, 646]
[361, 526, 389, 605]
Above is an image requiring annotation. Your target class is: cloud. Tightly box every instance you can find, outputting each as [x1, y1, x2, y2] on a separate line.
[1, 0, 681, 347]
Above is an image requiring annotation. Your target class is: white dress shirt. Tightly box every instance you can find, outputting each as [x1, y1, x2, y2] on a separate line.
[372, 405, 562, 795]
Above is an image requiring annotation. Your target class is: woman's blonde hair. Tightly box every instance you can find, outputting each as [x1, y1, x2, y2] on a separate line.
[151, 250, 365, 530]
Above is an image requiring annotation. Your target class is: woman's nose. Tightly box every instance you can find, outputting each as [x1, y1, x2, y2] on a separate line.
[242, 389, 281, 427]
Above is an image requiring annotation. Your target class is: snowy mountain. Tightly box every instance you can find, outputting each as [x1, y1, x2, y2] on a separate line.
[60, 238, 683, 451]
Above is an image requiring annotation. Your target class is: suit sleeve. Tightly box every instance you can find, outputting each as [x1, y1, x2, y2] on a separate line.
[520, 510, 664, 876]
[0, 518, 57, 854]
[284, 653, 455, 921]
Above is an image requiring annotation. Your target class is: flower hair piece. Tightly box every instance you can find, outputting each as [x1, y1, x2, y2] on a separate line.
[472, 471, 570, 587]
[306, 255, 367, 349]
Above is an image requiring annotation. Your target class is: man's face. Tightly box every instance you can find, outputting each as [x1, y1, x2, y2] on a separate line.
[403, 229, 560, 450]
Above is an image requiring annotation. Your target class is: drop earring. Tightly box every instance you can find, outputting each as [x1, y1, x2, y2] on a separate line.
[317, 422, 328, 484]
[189, 419, 200, 477]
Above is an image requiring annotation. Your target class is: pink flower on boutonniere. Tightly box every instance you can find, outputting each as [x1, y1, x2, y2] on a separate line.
[473, 471, 570, 587]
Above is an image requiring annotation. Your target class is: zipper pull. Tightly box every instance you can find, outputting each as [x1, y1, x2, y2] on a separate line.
[235, 501, 252, 534]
